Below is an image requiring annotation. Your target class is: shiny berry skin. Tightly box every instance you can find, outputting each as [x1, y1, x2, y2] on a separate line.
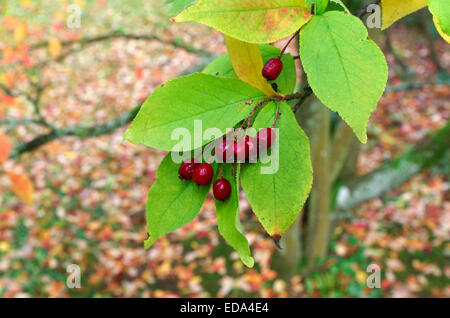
[215, 139, 234, 163]
[234, 137, 248, 162]
[234, 136, 258, 162]
[246, 136, 258, 161]
[257, 128, 276, 148]
[262, 58, 283, 81]
[193, 163, 214, 186]
[178, 158, 198, 180]
[213, 178, 232, 201]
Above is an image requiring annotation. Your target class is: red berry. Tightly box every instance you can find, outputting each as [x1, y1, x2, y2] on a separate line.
[215, 139, 234, 163]
[178, 158, 198, 180]
[257, 128, 276, 148]
[246, 136, 258, 161]
[234, 136, 259, 162]
[234, 137, 248, 162]
[213, 178, 232, 201]
[262, 58, 283, 81]
[193, 163, 214, 186]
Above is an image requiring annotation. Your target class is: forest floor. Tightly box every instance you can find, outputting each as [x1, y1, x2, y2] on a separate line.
[0, 1, 448, 297]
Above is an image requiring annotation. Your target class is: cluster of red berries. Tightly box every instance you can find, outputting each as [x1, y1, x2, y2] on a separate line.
[215, 128, 276, 163]
[178, 159, 232, 201]
[178, 159, 212, 184]
[177, 128, 276, 202]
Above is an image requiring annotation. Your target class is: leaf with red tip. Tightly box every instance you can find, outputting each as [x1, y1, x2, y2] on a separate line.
[175, 0, 311, 44]
[241, 102, 313, 237]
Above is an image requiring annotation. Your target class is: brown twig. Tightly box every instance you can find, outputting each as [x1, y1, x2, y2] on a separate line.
[272, 100, 281, 128]
[291, 86, 313, 113]
[278, 29, 300, 59]
[240, 88, 314, 130]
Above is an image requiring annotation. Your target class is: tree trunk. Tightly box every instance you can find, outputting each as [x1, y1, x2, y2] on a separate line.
[418, 10, 447, 74]
[330, 121, 358, 183]
[304, 99, 332, 270]
[271, 0, 387, 277]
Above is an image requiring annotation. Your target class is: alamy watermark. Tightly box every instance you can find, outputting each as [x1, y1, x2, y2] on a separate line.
[170, 121, 280, 174]
[365, 4, 381, 29]
[67, 4, 82, 29]
[66, 264, 81, 288]
[366, 264, 381, 288]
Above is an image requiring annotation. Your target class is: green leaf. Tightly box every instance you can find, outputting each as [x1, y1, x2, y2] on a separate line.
[300, 11, 388, 143]
[174, 0, 312, 44]
[203, 45, 297, 95]
[433, 15, 450, 43]
[328, 0, 350, 13]
[144, 153, 217, 248]
[125, 73, 265, 151]
[215, 163, 254, 268]
[306, 0, 329, 15]
[241, 102, 313, 238]
[167, 0, 198, 16]
[428, 0, 450, 36]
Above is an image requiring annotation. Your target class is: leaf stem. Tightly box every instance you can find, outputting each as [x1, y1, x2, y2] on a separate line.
[278, 29, 301, 59]
[272, 100, 282, 128]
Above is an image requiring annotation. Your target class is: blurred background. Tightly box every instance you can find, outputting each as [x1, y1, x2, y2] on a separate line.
[0, 0, 448, 297]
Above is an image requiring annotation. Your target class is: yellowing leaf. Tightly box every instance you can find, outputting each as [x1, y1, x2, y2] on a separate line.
[0, 134, 12, 163]
[48, 38, 62, 59]
[175, 0, 311, 44]
[7, 171, 34, 205]
[14, 23, 27, 44]
[381, 0, 427, 30]
[225, 36, 277, 97]
[433, 15, 450, 43]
